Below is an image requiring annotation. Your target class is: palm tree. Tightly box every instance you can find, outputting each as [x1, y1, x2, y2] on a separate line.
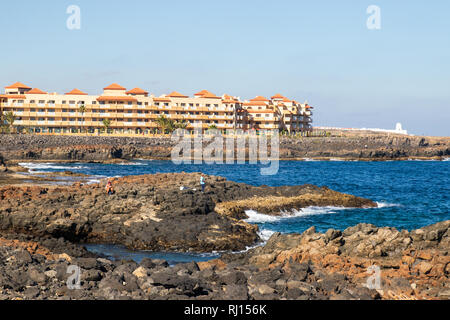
[78, 104, 86, 134]
[175, 119, 188, 130]
[208, 124, 218, 130]
[166, 119, 177, 133]
[0, 112, 7, 134]
[155, 115, 170, 134]
[5, 111, 16, 133]
[102, 118, 111, 134]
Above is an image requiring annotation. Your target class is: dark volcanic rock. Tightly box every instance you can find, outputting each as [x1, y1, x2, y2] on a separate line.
[0, 220, 448, 300]
[0, 134, 448, 162]
[0, 173, 375, 252]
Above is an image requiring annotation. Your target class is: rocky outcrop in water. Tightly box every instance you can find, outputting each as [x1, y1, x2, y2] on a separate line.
[0, 133, 448, 161]
[0, 173, 375, 252]
[0, 220, 448, 300]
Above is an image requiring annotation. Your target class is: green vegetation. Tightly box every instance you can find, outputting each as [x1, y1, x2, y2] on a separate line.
[78, 104, 86, 133]
[156, 115, 189, 133]
[102, 118, 111, 133]
[4, 111, 16, 133]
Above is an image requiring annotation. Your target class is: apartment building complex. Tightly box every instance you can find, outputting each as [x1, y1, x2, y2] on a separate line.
[0, 82, 313, 135]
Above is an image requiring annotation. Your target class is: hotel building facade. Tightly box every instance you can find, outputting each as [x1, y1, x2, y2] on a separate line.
[0, 82, 313, 135]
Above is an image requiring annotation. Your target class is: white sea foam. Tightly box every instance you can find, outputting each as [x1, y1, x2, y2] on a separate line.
[86, 179, 102, 184]
[407, 159, 437, 162]
[290, 206, 350, 216]
[244, 206, 351, 224]
[302, 158, 319, 162]
[258, 229, 275, 241]
[376, 201, 402, 208]
[117, 162, 143, 166]
[19, 162, 88, 171]
[244, 210, 282, 223]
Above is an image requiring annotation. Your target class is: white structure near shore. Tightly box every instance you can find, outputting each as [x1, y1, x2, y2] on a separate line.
[315, 123, 410, 135]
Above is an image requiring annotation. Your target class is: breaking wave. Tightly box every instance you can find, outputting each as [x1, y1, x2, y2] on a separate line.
[244, 206, 352, 224]
[376, 201, 402, 208]
[19, 162, 88, 171]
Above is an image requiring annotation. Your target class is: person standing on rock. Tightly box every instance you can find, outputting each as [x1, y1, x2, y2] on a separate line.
[200, 175, 206, 192]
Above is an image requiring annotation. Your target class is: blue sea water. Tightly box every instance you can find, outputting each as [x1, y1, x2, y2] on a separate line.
[20, 159, 450, 263]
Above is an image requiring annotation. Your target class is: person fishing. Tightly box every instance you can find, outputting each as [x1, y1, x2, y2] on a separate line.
[200, 175, 206, 193]
[105, 179, 114, 195]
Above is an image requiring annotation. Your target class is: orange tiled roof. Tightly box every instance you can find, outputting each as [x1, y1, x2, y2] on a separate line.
[26, 88, 47, 94]
[0, 94, 27, 99]
[5, 82, 31, 89]
[250, 96, 269, 102]
[282, 97, 292, 103]
[271, 93, 284, 100]
[167, 91, 188, 98]
[96, 96, 137, 102]
[65, 88, 88, 95]
[200, 92, 221, 99]
[194, 90, 212, 96]
[103, 83, 126, 90]
[153, 97, 171, 102]
[243, 101, 269, 106]
[222, 94, 240, 103]
[126, 87, 148, 95]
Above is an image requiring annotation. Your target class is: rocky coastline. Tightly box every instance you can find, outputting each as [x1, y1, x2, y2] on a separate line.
[0, 220, 448, 300]
[0, 172, 375, 252]
[0, 133, 448, 162]
[0, 152, 448, 300]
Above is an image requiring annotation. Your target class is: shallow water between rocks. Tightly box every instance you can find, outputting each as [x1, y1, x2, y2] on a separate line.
[20, 160, 450, 264]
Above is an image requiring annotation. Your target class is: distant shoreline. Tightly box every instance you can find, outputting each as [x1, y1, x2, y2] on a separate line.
[0, 132, 448, 164]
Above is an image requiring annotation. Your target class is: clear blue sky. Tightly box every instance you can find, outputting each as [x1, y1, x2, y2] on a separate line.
[1, 0, 449, 136]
